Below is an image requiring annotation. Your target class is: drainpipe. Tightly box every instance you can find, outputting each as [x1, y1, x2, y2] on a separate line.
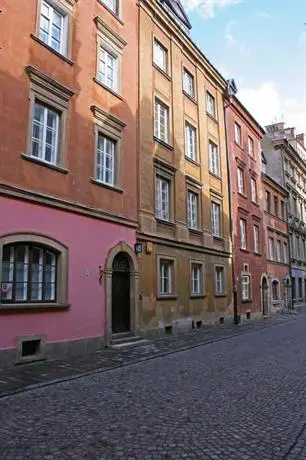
[224, 99, 239, 325]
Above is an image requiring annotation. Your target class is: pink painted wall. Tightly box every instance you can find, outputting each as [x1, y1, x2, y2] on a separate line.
[0, 197, 136, 349]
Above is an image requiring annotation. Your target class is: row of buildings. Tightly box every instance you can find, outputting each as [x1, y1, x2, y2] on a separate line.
[0, 0, 304, 365]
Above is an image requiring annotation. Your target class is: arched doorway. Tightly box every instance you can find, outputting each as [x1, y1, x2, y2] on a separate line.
[262, 276, 269, 316]
[112, 252, 131, 333]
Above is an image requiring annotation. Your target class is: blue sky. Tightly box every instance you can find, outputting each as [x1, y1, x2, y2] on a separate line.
[182, 0, 306, 132]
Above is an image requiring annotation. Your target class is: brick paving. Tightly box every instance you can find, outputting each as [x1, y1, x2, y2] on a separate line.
[0, 313, 295, 398]
[1, 312, 306, 458]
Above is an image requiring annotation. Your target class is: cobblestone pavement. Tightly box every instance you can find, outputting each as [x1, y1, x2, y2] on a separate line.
[0, 313, 297, 398]
[2, 314, 306, 459]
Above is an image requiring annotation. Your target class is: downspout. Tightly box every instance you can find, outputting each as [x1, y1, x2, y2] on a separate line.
[224, 100, 239, 324]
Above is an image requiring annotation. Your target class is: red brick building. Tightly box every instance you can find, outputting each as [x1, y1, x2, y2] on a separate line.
[226, 97, 266, 321]
[0, 0, 139, 365]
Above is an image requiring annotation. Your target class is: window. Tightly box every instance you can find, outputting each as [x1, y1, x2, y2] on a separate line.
[251, 178, 257, 203]
[253, 225, 260, 254]
[187, 191, 198, 230]
[96, 134, 116, 186]
[274, 196, 278, 217]
[292, 277, 296, 299]
[209, 141, 219, 176]
[240, 219, 247, 250]
[234, 122, 241, 145]
[156, 176, 170, 221]
[283, 242, 288, 263]
[268, 237, 274, 260]
[97, 47, 119, 92]
[248, 136, 254, 156]
[191, 263, 203, 295]
[211, 202, 221, 237]
[272, 280, 280, 301]
[299, 278, 303, 298]
[215, 266, 225, 295]
[276, 240, 281, 262]
[280, 200, 285, 220]
[101, 0, 119, 14]
[293, 196, 297, 215]
[242, 275, 250, 301]
[154, 99, 169, 144]
[1, 244, 57, 303]
[237, 168, 244, 194]
[183, 69, 195, 98]
[296, 236, 300, 258]
[185, 123, 197, 161]
[39, 1, 68, 55]
[265, 191, 271, 212]
[159, 259, 173, 295]
[153, 39, 168, 72]
[206, 92, 216, 118]
[31, 101, 60, 165]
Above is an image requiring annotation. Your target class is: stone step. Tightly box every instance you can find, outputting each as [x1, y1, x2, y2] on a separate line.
[112, 331, 135, 340]
[111, 334, 149, 348]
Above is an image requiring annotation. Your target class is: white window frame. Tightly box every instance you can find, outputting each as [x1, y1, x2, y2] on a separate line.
[240, 218, 247, 250]
[253, 224, 260, 254]
[187, 191, 198, 230]
[237, 167, 244, 194]
[153, 38, 168, 73]
[234, 122, 241, 145]
[96, 133, 116, 186]
[209, 141, 219, 176]
[242, 275, 250, 301]
[185, 123, 197, 161]
[183, 69, 195, 98]
[276, 240, 281, 262]
[272, 280, 280, 301]
[39, 0, 68, 56]
[156, 176, 170, 221]
[215, 266, 225, 295]
[191, 263, 203, 296]
[31, 101, 60, 165]
[251, 178, 257, 203]
[211, 202, 221, 237]
[154, 98, 169, 144]
[268, 237, 274, 260]
[100, 0, 119, 14]
[206, 91, 216, 118]
[159, 259, 174, 296]
[248, 136, 254, 156]
[97, 46, 119, 92]
[283, 242, 288, 263]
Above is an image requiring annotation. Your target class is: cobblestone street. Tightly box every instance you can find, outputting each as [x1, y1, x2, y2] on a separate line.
[2, 315, 306, 459]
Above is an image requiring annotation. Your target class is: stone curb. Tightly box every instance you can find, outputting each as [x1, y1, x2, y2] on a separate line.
[0, 318, 289, 400]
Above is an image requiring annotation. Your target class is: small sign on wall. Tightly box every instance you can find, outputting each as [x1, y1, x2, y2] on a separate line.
[134, 243, 142, 255]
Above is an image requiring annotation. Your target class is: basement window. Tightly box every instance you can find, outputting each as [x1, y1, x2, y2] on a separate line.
[22, 339, 41, 357]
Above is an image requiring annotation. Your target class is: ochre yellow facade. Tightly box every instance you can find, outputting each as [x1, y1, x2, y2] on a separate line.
[137, 0, 233, 333]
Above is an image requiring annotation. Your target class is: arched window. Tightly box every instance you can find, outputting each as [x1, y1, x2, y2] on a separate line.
[272, 280, 280, 301]
[1, 243, 58, 303]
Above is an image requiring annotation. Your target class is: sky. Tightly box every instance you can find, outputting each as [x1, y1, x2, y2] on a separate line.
[181, 0, 306, 133]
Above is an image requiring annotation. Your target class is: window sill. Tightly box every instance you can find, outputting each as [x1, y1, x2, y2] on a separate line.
[152, 63, 171, 81]
[238, 192, 248, 200]
[251, 201, 259, 207]
[272, 300, 282, 305]
[156, 218, 176, 228]
[0, 303, 70, 313]
[242, 299, 252, 304]
[215, 293, 227, 298]
[183, 91, 197, 104]
[185, 156, 200, 167]
[93, 78, 124, 101]
[30, 34, 73, 65]
[91, 178, 123, 193]
[206, 112, 218, 123]
[190, 294, 206, 299]
[22, 154, 69, 174]
[188, 228, 202, 236]
[240, 248, 249, 253]
[234, 141, 243, 150]
[209, 171, 221, 180]
[97, 0, 124, 24]
[153, 136, 173, 151]
[213, 235, 224, 242]
[254, 252, 262, 257]
[157, 295, 178, 300]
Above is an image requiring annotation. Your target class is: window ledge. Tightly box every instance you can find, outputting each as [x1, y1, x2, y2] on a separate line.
[213, 235, 224, 242]
[22, 153, 69, 174]
[93, 78, 124, 101]
[0, 303, 70, 313]
[91, 178, 123, 193]
[97, 0, 124, 24]
[183, 91, 197, 104]
[272, 300, 282, 305]
[189, 228, 202, 236]
[251, 201, 259, 207]
[152, 63, 171, 81]
[190, 294, 206, 299]
[156, 218, 176, 228]
[153, 136, 173, 151]
[254, 252, 262, 257]
[157, 295, 178, 300]
[209, 171, 221, 180]
[240, 248, 249, 253]
[234, 141, 243, 150]
[242, 299, 252, 304]
[238, 192, 248, 199]
[215, 293, 227, 298]
[30, 34, 73, 65]
[185, 156, 200, 167]
[206, 112, 218, 123]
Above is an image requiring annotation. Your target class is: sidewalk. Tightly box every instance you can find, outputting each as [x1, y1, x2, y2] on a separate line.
[0, 312, 299, 398]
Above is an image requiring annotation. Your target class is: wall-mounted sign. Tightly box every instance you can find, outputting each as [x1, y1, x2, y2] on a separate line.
[134, 243, 142, 255]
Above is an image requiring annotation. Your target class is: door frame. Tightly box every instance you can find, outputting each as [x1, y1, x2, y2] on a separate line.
[104, 242, 139, 346]
[260, 274, 269, 316]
